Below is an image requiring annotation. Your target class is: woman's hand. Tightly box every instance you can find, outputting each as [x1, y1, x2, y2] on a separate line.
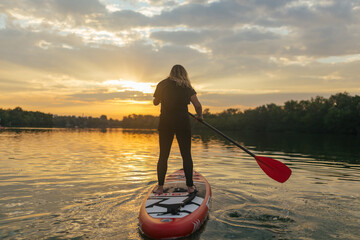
[153, 98, 160, 106]
[196, 114, 204, 122]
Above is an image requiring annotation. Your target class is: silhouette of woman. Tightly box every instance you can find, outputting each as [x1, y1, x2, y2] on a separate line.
[153, 65, 203, 194]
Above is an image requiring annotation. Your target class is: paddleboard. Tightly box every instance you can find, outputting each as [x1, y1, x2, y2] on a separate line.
[139, 169, 211, 239]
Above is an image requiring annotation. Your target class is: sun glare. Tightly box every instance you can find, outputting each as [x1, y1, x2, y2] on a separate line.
[102, 79, 155, 94]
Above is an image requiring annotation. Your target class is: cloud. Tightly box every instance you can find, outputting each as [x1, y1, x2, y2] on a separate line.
[0, 78, 36, 92]
[154, 1, 251, 28]
[1, 0, 360, 118]
[150, 30, 206, 45]
[102, 10, 150, 29]
[52, 0, 106, 15]
[68, 90, 152, 102]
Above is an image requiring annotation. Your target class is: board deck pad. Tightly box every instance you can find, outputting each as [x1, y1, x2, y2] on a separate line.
[146, 181, 206, 218]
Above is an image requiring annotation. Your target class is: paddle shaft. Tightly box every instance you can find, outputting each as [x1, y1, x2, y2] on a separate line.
[189, 112, 255, 158]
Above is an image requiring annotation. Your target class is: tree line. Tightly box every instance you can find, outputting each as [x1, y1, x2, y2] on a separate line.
[200, 92, 360, 135]
[1, 93, 359, 134]
[121, 114, 159, 129]
[0, 107, 121, 128]
[0, 107, 53, 127]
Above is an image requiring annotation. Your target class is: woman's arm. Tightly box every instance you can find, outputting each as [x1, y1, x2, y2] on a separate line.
[190, 94, 203, 120]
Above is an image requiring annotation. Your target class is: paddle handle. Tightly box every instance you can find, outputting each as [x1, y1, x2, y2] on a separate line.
[189, 112, 255, 157]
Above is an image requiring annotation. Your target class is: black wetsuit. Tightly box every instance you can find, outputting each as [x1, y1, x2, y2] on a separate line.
[153, 78, 196, 187]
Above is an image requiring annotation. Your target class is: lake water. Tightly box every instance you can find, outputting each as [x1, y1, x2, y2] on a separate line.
[0, 128, 359, 239]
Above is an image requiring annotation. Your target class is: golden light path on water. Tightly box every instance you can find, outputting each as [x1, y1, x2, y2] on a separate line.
[0, 128, 359, 239]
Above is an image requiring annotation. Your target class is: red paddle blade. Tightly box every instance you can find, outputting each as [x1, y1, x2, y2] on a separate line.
[255, 156, 292, 183]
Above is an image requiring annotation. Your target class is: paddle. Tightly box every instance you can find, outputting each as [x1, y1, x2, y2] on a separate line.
[189, 112, 292, 183]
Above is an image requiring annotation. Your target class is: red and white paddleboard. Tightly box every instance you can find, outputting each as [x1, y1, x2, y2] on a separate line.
[139, 169, 211, 239]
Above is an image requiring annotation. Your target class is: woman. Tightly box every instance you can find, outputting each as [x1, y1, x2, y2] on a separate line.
[153, 65, 203, 194]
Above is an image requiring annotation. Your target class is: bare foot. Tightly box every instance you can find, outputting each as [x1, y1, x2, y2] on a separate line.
[154, 185, 164, 194]
[187, 186, 196, 194]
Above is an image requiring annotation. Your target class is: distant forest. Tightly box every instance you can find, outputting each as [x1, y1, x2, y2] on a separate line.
[0, 107, 122, 128]
[200, 92, 360, 135]
[1, 92, 359, 135]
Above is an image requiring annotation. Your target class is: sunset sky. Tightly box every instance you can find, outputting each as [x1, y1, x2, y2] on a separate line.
[1, 0, 360, 119]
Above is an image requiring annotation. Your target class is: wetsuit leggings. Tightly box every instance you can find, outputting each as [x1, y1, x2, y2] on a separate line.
[157, 128, 193, 187]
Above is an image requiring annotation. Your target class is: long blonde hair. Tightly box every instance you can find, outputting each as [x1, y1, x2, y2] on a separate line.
[169, 64, 192, 88]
